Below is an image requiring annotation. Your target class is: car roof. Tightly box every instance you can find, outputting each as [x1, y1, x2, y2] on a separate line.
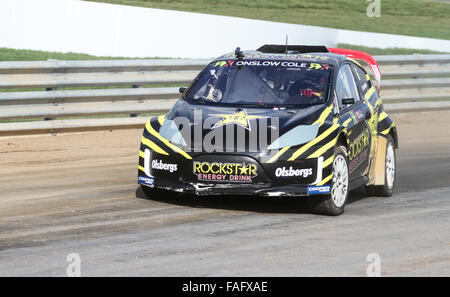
[215, 50, 346, 67]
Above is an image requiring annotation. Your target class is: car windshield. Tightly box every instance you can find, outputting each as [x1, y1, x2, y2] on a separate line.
[185, 59, 333, 107]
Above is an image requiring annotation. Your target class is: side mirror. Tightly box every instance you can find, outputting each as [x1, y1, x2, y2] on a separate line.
[179, 87, 187, 94]
[342, 98, 355, 105]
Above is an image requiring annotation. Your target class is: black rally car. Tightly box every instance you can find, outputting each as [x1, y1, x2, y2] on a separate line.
[137, 45, 398, 215]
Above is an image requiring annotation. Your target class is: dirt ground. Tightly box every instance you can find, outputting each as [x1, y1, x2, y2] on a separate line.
[0, 110, 449, 276]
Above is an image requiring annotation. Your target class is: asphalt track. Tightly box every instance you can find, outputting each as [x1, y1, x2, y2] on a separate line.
[0, 111, 449, 276]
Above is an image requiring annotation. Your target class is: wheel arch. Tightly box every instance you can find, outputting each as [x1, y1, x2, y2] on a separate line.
[336, 130, 349, 151]
[388, 126, 399, 149]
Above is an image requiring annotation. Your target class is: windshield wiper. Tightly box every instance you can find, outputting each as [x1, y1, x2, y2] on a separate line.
[232, 102, 275, 108]
[278, 104, 297, 108]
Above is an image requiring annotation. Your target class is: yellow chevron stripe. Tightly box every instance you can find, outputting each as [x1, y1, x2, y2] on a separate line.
[365, 86, 376, 100]
[286, 106, 335, 162]
[268, 105, 334, 163]
[267, 146, 290, 163]
[158, 115, 165, 126]
[313, 104, 333, 125]
[307, 136, 338, 159]
[138, 165, 145, 172]
[317, 173, 332, 186]
[380, 123, 395, 135]
[378, 111, 388, 122]
[145, 121, 192, 160]
[365, 74, 371, 81]
[288, 120, 339, 161]
[141, 136, 169, 156]
[343, 118, 352, 127]
[348, 58, 363, 69]
[375, 98, 382, 107]
[139, 150, 145, 158]
[323, 155, 334, 168]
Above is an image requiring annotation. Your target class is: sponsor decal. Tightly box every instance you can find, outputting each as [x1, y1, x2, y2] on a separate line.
[193, 161, 257, 183]
[235, 60, 307, 68]
[214, 60, 235, 67]
[210, 110, 264, 131]
[349, 128, 370, 161]
[361, 81, 368, 92]
[275, 166, 313, 178]
[301, 54, 329, 61]
[309, 63, 330, 70]
[349, 110, 364, 125]
[349, 148, 368, 172]
[307, 185, 331, 195]
[138, 175, 154, 186]
[151, 159, 178, 173]
[353, 109, 364, 121]
[349, 112, 358, 125]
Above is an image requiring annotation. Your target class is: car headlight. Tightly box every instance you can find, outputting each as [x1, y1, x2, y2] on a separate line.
[268, 124, 319, 150]
[159, 119, 187, 147]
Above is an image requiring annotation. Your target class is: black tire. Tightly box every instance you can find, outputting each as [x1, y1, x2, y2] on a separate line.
[141, 185, 171, 199]
[365, 134, 396, 197]
[307, 145, 349, 216]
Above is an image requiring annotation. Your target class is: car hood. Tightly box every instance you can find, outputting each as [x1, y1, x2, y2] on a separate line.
[162, 99, 329, 152]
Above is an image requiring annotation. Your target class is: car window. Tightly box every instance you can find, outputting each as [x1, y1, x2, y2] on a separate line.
[351, 64, 371, 97]
[335, 64, 360, 110]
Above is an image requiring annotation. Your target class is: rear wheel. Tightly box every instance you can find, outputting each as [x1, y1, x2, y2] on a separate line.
[308, 145, 349, 216]
[365, 134, 396, 197]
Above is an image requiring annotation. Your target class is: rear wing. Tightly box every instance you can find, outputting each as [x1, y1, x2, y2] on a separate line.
[328, 47, 381, 91]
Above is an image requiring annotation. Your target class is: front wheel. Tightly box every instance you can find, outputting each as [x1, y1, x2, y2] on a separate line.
[307, 145, 349, 216]
[365, 134, 396, 197]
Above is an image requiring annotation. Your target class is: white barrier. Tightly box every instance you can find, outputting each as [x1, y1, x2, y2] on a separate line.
[1, 0, 449, 59]
[0, 54, 449, 135]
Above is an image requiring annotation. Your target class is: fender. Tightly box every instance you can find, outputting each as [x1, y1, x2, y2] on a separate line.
[366, 112, 397, 185]
[377, 111, 398, 148]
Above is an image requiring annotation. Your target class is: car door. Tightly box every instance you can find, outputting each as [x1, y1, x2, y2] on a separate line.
[350, 63, 381, 164]
[334, 63, 372, 180]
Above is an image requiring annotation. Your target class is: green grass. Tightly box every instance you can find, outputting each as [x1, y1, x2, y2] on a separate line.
[0, 47, 124, 61]
[337, 44, 447, 55]
[1, 43, 446, 65]
[0, 47, 168, 61]
[87, 0, 450, 40]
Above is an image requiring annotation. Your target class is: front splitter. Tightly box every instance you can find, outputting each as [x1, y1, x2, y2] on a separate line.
[146, 180, 310, 197]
